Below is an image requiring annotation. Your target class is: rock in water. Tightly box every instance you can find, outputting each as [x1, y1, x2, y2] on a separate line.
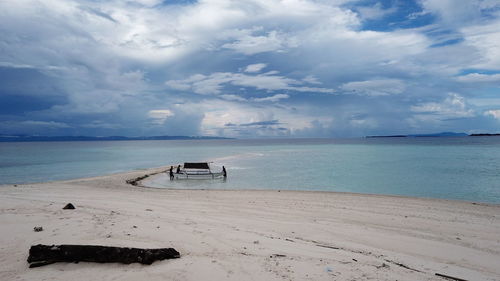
[27, 244, 180, 268]
[63, 203, 75, 209]
[33, 226, 43, 232]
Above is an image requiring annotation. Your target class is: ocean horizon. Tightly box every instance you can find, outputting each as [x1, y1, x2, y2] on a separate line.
[1, 137, 499, 204]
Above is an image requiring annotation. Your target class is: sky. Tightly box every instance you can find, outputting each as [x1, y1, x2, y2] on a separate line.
[0, 0, 500, 138]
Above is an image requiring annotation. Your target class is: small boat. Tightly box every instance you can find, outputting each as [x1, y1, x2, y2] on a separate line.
[171, 162, 226, 180]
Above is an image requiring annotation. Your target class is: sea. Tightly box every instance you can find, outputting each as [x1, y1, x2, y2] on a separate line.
[1, 137, 500, 204]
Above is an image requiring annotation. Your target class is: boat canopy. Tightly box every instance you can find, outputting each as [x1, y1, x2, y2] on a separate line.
[183, 162, 210, 169]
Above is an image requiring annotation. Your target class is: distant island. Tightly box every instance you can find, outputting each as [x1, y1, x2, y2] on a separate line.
[469, 133, 500, 137]
[366, 132, 469, 138]
[0, 135, 232, 142]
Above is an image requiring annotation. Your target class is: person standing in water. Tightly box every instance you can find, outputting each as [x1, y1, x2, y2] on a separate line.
[169, 166, 174, 180]
[222, 166, 227, 178]
[176, 165, 181, 174]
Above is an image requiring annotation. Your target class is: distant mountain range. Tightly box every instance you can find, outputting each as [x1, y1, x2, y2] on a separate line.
[366, 132, 473, 138]
[0, 135, 232, 142]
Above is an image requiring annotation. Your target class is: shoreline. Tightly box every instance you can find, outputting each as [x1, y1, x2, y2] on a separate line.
[1, 167, 499, 280]
[6, 165, 496, 206]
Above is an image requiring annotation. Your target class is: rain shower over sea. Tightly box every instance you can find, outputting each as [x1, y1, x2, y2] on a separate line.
[1, 137, 499, 204]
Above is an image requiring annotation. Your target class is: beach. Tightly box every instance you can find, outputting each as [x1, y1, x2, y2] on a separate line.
[0, 167, 499, 281]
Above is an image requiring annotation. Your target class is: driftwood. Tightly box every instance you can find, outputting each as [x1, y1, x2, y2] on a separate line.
[126, 175, 149, 186]
[27, 244, 180, 268]
[435, 273, 468, 281]
[126, 169, 168, 186]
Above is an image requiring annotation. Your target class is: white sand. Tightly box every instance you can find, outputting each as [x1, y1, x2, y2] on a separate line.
[1, 167, 499, 281]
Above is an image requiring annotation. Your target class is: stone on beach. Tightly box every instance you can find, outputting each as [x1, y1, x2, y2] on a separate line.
[63, 203, 75, 210]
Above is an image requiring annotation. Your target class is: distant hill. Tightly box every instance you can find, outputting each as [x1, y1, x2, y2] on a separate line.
[0, 135, 232, 142]
[366, 132, 468, 138]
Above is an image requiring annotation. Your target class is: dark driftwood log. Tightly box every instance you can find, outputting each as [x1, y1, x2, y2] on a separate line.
[27, 244, 180, 268]
[435, 273, 468, 281]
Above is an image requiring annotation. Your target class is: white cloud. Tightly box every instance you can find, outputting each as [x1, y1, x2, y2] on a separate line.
[406, 92, 479, 130]
[302, 75, 321, 85]
[456, 73, 500, 82]
[356, 2, 397, 20]
[133, 0, 165, 7]
[222, 30, 297, 55]
[0, 120, 71, 129]
[220, 94, 247, 101]
[169, 99, 330, 137]
[166, 70, 334, 95]
[484, 109, 500, 120]
[21, 120, 70, 128]
[0, 62, 36, 69]
[419, 0, 500, 26]
[148, 109, 174, 125]
[341, 79, 405, 96]
[461, 19, 500, 69]
[415, 1, 500, 71]
[244, 63, 267, 73]
[81, 121, 122, 129]
[411, 93, 474, 118]
[469, 98, 500, 107]
[349, 117, 378, 128]
[254, 94, 289, 102]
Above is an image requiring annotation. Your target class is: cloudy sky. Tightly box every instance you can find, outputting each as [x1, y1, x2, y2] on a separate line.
[1, 0, 499, 138]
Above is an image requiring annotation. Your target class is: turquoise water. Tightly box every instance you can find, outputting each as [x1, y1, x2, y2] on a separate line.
[1, 137, 500, 203]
